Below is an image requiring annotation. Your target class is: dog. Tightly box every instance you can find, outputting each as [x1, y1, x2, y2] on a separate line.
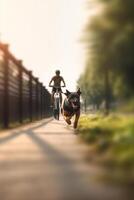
[61, 88, 81, 129]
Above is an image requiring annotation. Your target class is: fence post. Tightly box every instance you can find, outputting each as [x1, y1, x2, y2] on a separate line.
[40, 83, 43, 119]
[43, 87, 47, 117]
[18, 60, 23, 123]
[3, 44, 9, 128]
[42, 86, 45, 118]
[35, 78, 39, 119]
[29, 71, 33, 121]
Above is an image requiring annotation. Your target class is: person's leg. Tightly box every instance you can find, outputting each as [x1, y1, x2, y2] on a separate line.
[59, 92, 62, 105]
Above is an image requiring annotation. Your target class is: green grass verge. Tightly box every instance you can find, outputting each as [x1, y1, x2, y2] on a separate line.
[77, 114, 134, 175]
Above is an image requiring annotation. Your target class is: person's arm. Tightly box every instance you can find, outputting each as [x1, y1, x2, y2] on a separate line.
[49, 77, 54, 87]
[61, 77, 66, 87]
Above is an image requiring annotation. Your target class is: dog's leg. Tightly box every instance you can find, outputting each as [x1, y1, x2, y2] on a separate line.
[66, 116, 71, 125]
[73, 111, 80, 129]
[63, 111, 71, 125]
[64, 115, 71, 125]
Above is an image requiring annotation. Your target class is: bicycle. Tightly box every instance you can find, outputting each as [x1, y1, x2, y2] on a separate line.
[49, 86, 65, 120]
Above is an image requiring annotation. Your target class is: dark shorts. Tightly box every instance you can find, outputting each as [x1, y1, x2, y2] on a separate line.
[52, 87, 62, 93]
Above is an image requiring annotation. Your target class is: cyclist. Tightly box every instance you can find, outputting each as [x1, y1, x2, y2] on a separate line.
[49, 70, 66, 105]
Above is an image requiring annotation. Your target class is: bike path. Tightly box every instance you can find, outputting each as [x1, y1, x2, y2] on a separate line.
[0, 118, 131, 200]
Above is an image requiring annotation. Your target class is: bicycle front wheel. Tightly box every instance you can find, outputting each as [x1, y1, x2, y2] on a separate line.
[53, 102, 60, 120]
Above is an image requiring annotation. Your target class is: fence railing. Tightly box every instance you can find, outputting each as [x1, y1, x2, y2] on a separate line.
[0, 43, 52, 128]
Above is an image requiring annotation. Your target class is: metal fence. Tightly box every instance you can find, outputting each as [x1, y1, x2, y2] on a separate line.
[0, 43, 52, 128]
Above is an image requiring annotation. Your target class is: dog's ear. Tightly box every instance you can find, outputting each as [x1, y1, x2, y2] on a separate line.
[77, 88, 81, 96]
[64, 89, 71, 96]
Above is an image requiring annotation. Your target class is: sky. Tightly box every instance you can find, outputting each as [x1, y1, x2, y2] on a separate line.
[0, 0, 90, 91]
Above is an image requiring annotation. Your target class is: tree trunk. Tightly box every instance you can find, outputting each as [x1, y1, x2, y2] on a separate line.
[104, 67, 110, 115]
[84, 98, 87, 113]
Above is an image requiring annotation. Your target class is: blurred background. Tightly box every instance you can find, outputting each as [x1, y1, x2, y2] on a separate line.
[0, 0, 134, 192]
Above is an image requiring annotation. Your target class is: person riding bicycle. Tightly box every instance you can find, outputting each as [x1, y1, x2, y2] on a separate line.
[49, 70, 66, 105]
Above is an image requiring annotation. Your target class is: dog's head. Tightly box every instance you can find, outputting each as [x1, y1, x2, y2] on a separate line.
[64, 88, 81, 110]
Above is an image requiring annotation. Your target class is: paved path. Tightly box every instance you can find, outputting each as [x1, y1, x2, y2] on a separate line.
[0, 118, 132, 200]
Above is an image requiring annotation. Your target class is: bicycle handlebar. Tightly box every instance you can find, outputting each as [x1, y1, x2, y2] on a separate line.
[49, 85, 65, 88]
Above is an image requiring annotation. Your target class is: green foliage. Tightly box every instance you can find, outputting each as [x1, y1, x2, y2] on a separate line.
[78, 0, 134, 109]
[78, 67, 105, 108]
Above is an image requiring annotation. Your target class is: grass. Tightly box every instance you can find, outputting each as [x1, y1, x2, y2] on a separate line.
[118, 98, 134, 113]
[77, 114, 134, 184]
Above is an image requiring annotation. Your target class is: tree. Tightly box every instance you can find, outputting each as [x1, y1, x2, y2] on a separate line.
[79, 0, 134, 113]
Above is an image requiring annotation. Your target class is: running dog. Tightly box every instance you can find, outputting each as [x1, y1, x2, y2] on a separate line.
[61, 88, 81, 129]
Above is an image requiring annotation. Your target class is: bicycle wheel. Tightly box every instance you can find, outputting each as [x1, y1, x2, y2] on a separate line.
[56, 102, 60, 120]
[53, 102, 60, 120]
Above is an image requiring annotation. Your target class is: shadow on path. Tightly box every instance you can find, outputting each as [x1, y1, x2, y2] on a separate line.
[0, 118, 53, 145]
[25, 129, 124, 200]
